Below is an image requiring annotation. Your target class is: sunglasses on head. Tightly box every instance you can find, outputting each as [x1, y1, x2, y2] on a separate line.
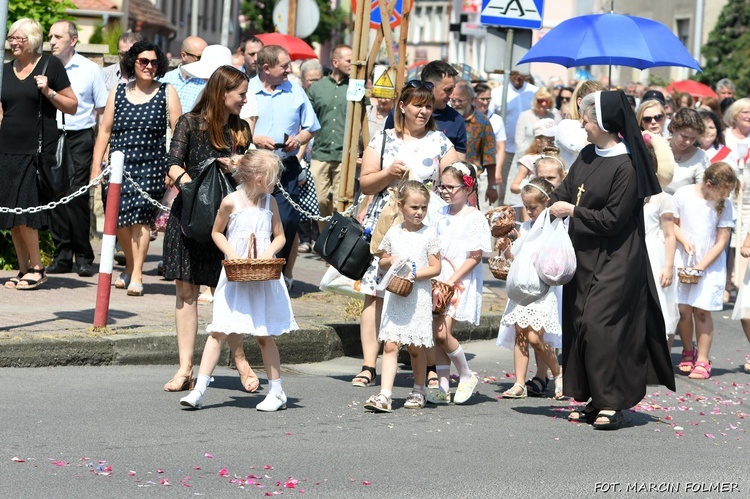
[405, 79, 434, 91]
[553, 84, 564, 90]
[642, 114, 664, 124]
[136, 58, 159, 68]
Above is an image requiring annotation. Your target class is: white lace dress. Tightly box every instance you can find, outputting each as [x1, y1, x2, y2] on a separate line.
[673, 185, 735, 311]
[497, 219, 562, 349]
[644, 193, 679, 335]
[435, 206, 492, 325]
[378, 224, 441, 346]
[207, 190, 298, 336]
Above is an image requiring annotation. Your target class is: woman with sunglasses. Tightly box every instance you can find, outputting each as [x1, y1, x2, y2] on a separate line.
[637, 100, 667, 136]
[506, 87, 561, 206]
[91, 40, 182, 296]
[663, 108, 709, 195]
[1, 18, 78, 291]
[351, 81, 458, 389]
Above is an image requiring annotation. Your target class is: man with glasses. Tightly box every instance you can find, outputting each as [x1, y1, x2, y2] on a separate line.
[102, 32, 142, 91]
[449, 79, 498, 204]
[250, 45, 320, 289]
[307, 45, 352, 229]
[46, 20, 108, 277]
[160, 36, 208, 113]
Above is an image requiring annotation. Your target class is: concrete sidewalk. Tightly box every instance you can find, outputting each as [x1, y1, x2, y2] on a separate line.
[0, 233, 508, 367]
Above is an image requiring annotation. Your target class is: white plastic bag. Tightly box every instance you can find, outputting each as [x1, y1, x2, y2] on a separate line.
[319, 266, 364, 300]
[533, 210, 577, 286]
[506, 210, 549, 305]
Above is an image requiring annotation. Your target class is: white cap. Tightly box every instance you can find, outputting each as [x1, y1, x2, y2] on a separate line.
[182, 45, 233, 80]
[533, 118, 557, 138]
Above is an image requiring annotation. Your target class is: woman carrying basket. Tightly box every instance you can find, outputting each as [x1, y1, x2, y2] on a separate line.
[180, 150, 298, 412]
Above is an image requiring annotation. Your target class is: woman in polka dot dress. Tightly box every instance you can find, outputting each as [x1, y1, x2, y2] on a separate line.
[91, 40, 181, 296]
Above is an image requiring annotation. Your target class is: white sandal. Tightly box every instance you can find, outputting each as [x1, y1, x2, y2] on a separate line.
[502, 383, 527, 399]
[553, 374, 564, 400]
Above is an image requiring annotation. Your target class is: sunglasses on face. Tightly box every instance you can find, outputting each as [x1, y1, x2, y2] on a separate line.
[537, 99, 550, 104]
[405, 79, 434, 91]
[136, 58, 159, 68]
[553, 84, 564, 90]
[184, 51, 201, 60]
[642, 114, 664, 124]
[561, 96, 571, 103]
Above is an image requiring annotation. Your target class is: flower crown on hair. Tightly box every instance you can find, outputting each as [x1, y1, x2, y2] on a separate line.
[519, 178, 550, 199]
[450, 161, 477, 188]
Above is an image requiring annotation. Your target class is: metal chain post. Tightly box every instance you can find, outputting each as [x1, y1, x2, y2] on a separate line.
[275, 182, 356, 222]
[0, 164, 113, 215]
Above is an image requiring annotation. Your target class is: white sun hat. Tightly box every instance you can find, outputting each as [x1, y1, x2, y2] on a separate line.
[182, 45, 233, 80]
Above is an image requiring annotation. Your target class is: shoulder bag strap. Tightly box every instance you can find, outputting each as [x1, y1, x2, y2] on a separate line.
[37, 56, 51, 155]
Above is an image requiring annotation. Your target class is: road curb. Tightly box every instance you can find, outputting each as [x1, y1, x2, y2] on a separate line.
[0, 315, 504, 368]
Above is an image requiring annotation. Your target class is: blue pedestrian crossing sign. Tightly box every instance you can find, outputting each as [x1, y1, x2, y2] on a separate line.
[481, 0, 544, 30]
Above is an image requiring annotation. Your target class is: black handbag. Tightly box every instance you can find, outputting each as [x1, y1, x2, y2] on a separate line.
[178, 158, 235, 243]
[35, 57, 74, 201]
[314, 212, 373, 280]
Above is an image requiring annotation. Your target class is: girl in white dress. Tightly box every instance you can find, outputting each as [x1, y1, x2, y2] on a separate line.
[180, 150, 298, 412]
[498, 178, 563, 399]
[428, 163, 492, 405]
[645, 193, 679, 341]
[673, 162, 738, 379]
[730, 234, 750, 374]
[364, 181, 441, 412]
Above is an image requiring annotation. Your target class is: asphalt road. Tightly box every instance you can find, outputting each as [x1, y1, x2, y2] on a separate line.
[1, 314, 748, 498]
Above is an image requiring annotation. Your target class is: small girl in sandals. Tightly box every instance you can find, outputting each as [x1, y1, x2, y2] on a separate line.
[363, 181, 441, 413]
[497, 177, 563, 399]
[673, 162, 737, 379]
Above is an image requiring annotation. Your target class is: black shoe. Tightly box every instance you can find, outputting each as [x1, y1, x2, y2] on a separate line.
[47, 260, 73, 274]
[114, 251, 126, 266]
[77, 264, 96, 277]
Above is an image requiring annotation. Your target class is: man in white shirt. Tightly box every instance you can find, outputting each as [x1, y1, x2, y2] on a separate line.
[102, 32, 141, 92]
[488, 71, 537, 204]
[47, 20, 108, 277]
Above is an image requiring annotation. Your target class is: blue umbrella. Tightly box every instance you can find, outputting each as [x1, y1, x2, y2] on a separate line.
[517, 13, 701, 71]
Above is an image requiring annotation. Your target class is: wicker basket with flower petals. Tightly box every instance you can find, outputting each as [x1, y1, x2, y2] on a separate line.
[485, 206, 516, 237]
[222, 233, 286, 282]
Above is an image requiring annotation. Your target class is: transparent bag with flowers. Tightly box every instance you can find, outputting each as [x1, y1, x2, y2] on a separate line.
[533, 210, 577, 286]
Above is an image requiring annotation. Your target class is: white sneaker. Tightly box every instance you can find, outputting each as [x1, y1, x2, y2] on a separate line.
[426, 389, 451, 404]
[180, 389, 204, 409]
[256, 392, 287, 412]
[454, 373, 478, 404]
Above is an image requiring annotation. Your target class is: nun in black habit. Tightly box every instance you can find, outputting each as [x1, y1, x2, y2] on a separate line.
[549, 90, 676, 430]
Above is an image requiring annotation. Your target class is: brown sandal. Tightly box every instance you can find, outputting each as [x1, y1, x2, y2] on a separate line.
[163, 370, 195, 392]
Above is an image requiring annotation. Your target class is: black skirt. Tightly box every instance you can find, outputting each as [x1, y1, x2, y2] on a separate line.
[0, 153, 48, 230]
[162, 192, 225, 287]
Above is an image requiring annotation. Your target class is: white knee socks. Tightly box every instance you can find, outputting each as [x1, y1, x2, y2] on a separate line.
[436, 365, 451, 393]
[447, 346, 472, 383]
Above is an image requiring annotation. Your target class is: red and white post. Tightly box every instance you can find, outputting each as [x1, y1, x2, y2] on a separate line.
[93, 151, 124, 329]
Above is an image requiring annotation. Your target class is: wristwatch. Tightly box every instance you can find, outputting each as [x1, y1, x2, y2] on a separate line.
[487, 185, 497, 191]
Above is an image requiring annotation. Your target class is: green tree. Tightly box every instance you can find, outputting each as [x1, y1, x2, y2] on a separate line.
[240, 0, 349, 49]
[698, 0, 750, 97]
[8, 0, 76, 34]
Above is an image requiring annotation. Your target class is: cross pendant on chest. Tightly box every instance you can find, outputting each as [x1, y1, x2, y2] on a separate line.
[576, 184, 585, 206]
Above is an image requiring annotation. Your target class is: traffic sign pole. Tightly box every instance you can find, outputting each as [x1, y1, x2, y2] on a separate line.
[500, 28, 514, 122]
